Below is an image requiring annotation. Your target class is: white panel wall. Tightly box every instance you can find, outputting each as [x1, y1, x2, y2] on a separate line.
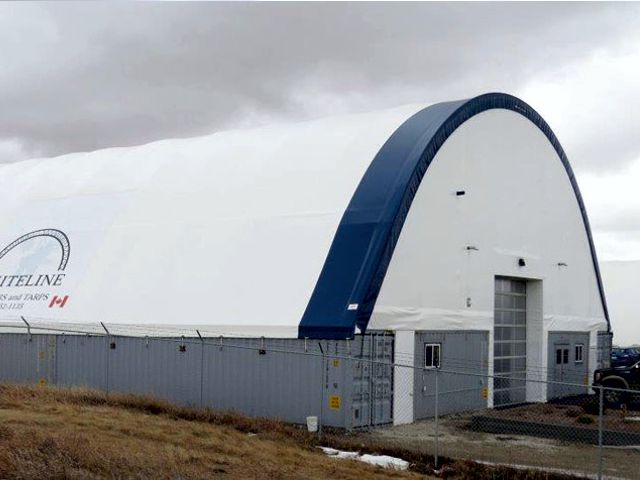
[526, 281, 545, 401]
[393, 330, 415, 425]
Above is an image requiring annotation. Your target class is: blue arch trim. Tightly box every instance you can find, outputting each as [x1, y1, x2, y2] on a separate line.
[298, 92, 610, 339]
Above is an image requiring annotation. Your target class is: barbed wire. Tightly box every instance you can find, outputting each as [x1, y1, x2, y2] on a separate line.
[0, 319, 623, 391]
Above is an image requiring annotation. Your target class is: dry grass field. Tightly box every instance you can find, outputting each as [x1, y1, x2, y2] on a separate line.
[0, 384, 418, 480]
[0, 384, 596, 480]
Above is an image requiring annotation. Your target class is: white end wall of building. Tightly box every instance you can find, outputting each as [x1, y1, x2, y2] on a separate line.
[369, 109, 607, 403]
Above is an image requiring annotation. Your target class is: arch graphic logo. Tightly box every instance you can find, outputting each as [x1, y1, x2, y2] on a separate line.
[0, 229, 71, 312]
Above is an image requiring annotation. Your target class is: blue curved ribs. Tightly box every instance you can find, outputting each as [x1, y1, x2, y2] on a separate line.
[298, 93, 609, 339]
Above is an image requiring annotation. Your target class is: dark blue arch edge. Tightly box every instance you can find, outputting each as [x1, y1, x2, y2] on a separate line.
[298, 92, 610, 340]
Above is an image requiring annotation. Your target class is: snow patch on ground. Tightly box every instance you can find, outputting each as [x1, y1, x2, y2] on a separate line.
[319, 447, 409, 470]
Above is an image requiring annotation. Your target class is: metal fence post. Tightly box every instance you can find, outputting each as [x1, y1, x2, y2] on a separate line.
[101, 322, 110, 396]
[197, 330, 204, 409]
[318, 342, 324, 439]
[598, 385, 604, 480]
[434, 367, 439, 470]
[20, 316, 32, 342]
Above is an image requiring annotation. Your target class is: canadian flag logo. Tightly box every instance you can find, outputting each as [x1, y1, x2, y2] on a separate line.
[49, 295, 69, 308]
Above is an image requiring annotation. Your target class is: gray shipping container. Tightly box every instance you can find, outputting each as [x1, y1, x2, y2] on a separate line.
[0, 332, 394, 429]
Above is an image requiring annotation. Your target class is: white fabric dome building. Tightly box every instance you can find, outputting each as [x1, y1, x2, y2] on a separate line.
[0, 93, 610, 421]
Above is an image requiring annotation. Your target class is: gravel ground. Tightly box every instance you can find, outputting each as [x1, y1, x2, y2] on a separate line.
[363, 412, 640, 479]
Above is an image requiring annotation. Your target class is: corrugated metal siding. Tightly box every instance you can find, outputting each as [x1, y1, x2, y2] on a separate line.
[56, 335, 108, 390]
[597, 331, 613, 369]
[107, 336, 203, 406]
[201, 339, 323, 422]
[0, 333, 393, 429]
[0, 333, 56, 384]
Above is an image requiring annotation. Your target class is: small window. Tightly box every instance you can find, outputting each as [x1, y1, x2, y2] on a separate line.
[557, 348, 569, 365]
[425, 343, 441, 369]
[575, 344, 584, 363]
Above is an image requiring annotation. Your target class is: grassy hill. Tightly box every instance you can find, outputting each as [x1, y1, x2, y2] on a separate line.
[0, 384, 416, 479]
[0, 384, 589, 480]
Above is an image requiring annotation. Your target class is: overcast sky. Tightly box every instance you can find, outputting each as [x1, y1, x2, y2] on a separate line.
[1, 2, 639, 266]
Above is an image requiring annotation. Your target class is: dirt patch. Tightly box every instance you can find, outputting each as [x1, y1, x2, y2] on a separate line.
[481, 401, 640, 433]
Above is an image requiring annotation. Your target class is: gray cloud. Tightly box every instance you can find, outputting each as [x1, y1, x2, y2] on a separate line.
[0, 2, 639, 169]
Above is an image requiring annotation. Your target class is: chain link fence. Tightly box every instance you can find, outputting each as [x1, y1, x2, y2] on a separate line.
[386, 363, 640, 480]
[0, 322, 636, 479]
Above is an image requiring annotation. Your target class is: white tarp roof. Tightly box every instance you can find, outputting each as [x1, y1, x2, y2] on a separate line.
[0, 104, 423, 337]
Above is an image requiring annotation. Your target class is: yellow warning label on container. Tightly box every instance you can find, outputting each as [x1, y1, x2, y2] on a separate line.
[329, 395, 341, 410]
[481, 387, 488, 399]
[332, 359, 340, 368]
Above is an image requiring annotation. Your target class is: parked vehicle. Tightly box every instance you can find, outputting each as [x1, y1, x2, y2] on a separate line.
[593, 361, 640, 407]
[611, 347, 640, 367]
